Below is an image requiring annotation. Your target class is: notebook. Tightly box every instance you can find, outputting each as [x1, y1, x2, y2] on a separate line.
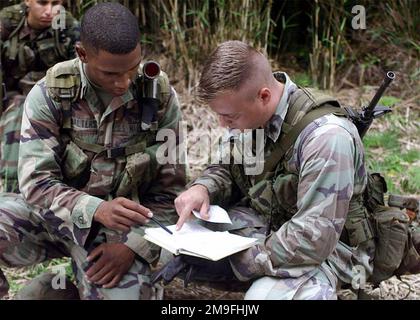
[144, 221, 258, 261]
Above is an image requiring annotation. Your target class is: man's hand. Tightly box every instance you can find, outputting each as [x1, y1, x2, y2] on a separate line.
[94, 197, 153, 232]
[174, 184, 210, 230]
[85, 243, 135, 289]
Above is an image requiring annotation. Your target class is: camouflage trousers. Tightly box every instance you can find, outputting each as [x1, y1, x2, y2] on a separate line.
[0, 94, 25, 193]
[0, 193, 161, 300]
[244, 263, 337, 300]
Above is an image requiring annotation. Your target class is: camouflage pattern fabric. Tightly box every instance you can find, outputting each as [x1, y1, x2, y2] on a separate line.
[0, 193, 161, 299]
[0, 94, 25, 193]
[0, 58, 186, 299]
[193, 72, 375, 299]
[244, 264, 338, 300]
[1, 4, 80, 91]
[0, 4, 80, 193]
[15, 272, 80, 300]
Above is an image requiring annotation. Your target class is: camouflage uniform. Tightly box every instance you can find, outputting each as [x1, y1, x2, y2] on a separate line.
[0, 57, 186, 299]
[193, 72, 375, 299]
[0, 3, 80, 193]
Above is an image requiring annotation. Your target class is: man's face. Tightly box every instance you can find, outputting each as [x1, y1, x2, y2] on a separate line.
[209, 84, 268, 131]
[79, 44, 142, 97]
[25, 0, 63, 30]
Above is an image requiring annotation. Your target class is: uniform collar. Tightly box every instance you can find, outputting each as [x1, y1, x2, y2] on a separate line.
[264, 72, 297, 142]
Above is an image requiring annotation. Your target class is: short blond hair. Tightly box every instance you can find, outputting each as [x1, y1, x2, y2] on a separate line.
[198, 40, 270, 102]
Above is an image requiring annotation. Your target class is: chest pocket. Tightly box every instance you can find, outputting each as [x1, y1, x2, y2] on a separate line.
[112, 121, 143, 136]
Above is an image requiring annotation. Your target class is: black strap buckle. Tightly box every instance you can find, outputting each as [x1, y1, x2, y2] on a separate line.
[106, 146, 125, 158]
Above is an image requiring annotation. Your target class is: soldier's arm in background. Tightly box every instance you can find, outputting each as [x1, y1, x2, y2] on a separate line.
[18, 81, 104, 248]
[229, 117, 359, 281]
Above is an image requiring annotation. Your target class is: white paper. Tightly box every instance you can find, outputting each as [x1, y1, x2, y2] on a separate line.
[144, 221, 258, 261]
[192, 205, 232, 224]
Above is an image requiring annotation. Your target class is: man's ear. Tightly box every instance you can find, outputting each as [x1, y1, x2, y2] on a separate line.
[75, 43, 88, 63]
[258, 87, 271, 105]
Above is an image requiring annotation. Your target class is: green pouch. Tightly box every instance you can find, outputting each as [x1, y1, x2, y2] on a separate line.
[370, 205, 410, 285]
[115, 152, 150, 197]
[395, 224, 420, 276]
[364, 172, 387, 212]
[272, 173, 298, 215]
[343, 197, 375, 247]
[62, 140, 89, 180]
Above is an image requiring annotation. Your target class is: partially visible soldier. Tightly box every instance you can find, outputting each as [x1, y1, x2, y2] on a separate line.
[0, 0, 80, 193]
[0, 2, 186, 299]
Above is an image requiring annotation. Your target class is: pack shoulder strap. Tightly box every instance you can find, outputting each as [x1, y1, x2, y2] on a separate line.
[1, 4, 26, 36]
[254, 86, 343, 183]
[256, 105, 349, 183]
[45, 58, 81, 129]
[3, 4, 26, 61]
[45, 58, 80, 99]
[282, 86, 341, 134]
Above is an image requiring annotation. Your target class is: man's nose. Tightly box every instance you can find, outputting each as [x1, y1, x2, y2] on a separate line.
[114, 75, 131, 90]
[45, 4, 53, 17]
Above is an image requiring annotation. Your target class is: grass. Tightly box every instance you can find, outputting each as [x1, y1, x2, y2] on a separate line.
[363, 110, 420, 195]
[293, 72, 314, 87]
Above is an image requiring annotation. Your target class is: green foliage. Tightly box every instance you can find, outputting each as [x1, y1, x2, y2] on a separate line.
[293, 72, 313, 87]
[364, 114, 419, 195]
[364, 130, 400, 150]
[378, 96, 401, 107]
[401, 166, 420, 195]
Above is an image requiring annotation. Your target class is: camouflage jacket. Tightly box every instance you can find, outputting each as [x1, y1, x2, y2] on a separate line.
[18, 58, 186, 263]
[0, 3, 80, 92]
[194, 72, 373, 283]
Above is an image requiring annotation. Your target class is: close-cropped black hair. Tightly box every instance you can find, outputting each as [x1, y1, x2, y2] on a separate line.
[81, 2, 140, 54]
